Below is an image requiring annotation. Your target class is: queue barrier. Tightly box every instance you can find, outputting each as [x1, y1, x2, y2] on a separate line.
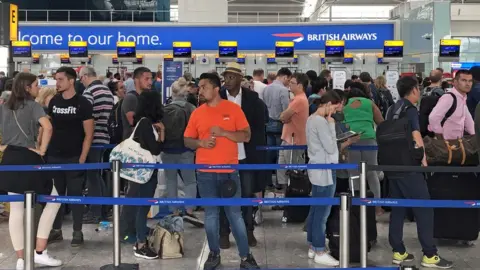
[2, 161, 477, 269]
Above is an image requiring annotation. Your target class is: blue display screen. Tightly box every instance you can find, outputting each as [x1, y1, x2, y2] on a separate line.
[60, 57, 70, 64]
[117, 46, 136, 58]
[112, 57, 118, 64]
[321, 58, 325, 64]
[440, 45, 460, 57]
[267, 58, 276, 64]
[343, 57, 353, 64]
[215, 58, 220, 64]
[275, 46, 294, 58]
[293, 57, 298, 64]
[32, 57, 40, 64]
[12, 46, 32, 57]
[173, 47, 192, 58]
[377, 58, 385, 64]
[219, 46, 237, 58]
[325, 45, 344, 57]
[237, 58, 245, 64]
[69, 46, 88, 57]
[135, 57, 143, 64]
[383, 46, 403, 58]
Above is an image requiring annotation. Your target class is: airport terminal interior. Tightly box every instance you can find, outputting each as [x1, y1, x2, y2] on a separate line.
[2, 0, 480, 270]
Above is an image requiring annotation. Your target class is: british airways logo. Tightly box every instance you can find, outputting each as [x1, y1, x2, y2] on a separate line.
[272, 33, 304, 43]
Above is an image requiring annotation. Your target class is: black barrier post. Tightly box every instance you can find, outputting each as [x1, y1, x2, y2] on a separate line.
[24, 191, 35, 270]
[100, 160, 139, 270]
[339, 193, 351, 268]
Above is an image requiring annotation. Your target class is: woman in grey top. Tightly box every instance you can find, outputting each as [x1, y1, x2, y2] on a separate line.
[0, 73, 62, 269]
[305, 91, 341, 267]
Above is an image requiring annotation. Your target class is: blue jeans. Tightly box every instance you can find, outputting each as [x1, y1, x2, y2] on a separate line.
[307, 172, 336, 251]
[196, 171, 250, 258]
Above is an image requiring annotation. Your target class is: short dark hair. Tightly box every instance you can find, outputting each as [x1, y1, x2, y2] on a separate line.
[319, 69, 331, 79]
[347, 88, 369, 100]
[134, 91, 163, 125]
[470, 66, 480, 82]
[106, 71, 113, 78]
[292, 73, 309, 92]
[311, 77, 328, 94]
[200, 72, 222, 89]
[133, 67, 151, 79]
[351, 75, 359, 81]
[306, 70, 317, 81]
[252, 69, 264, 77]
[359, 72, 372, 83]
[344, 79, 354, 90]
[244, 75, 253, 81]
[350, 81, 367, 93]
[396, 76, 418, 98]
[454, 69, 472, 80]
[276, 68, 292, 78]
[56, 66, 77, 80]
[436, 67, 444, 73]
[332, 89, 346, 101]
[318, 90, 341, 105]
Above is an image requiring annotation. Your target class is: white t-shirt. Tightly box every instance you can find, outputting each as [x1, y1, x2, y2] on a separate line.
[253, 81, 267, 100]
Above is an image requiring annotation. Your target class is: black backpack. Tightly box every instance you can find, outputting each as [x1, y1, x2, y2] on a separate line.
[162, 101, 190, 150]
[419, 92, 456, 138]
[108, 100, 124, 144]
[376, 89, 394, 118]
[376, 103, 422, 166]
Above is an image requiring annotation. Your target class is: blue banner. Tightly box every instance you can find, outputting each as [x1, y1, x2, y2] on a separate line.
[18, 23, 394, 51]
[162, 61, 183, 103]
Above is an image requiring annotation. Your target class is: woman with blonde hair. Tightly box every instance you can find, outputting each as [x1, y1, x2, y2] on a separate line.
[36, 87, 57, 108]
[374, 75, 394, 117]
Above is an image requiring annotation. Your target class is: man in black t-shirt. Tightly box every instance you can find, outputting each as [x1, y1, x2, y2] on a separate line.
[47, 67, 94, 247]
[386, 76, 453, 269]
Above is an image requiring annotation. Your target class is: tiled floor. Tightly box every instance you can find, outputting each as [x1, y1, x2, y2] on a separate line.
[0, 208, 477, 269]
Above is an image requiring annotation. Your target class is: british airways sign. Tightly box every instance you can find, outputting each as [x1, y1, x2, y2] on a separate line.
[18, 23, 394, 51]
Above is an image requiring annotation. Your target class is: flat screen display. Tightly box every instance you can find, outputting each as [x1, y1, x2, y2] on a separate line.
[112, 57, 118, 64]
[117, 46, 136, 58]
[267, 58, 276, 64]
[383, 41, 404, 58]
[325, 40, 345, 58]
[343, 58, 353, 64]
[321, 58, 325, 64]
[135, 57, 143, 64]
[439, 40, 460, 58]
[69, 46, 88, 58]
[237, 58, 245, 64]
[173, 47, 191, 58]
[293, 57, 298, 64]
[12, 46, 32, 57]
[275, 46, 294, 58]
[377, 58, 386, 64]
[32, 57, 40, 64]
[219, 46, 237, 58]
[215, 58, 220, 64]
[60, 57, 70, 64]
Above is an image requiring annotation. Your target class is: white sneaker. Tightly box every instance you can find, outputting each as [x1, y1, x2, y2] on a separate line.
[34, 250, 62, 267]
[314, 252, 339, 266]
[16, 258, 24, 270]
[254, 207, 264, 225]
[308, 248, 315, 259]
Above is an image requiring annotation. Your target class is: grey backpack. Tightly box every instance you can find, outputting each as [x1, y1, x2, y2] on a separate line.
[163, 101, 190, 150]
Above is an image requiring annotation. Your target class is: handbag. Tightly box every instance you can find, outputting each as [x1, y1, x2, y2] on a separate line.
[148, 221, 184, 259]
[424, 134, 478, 166]
[109, 118, 157, 184]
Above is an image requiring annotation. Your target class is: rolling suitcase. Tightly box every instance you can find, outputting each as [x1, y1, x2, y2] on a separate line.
[427, 172, 480, 241]
[327, 176, 377, 262]
[282, 134, 311, 223]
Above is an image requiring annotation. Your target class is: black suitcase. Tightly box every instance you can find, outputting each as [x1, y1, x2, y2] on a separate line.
[427, 172, 480, 241]
[327, 177, 377, 262]
[282, 134, 311, 223]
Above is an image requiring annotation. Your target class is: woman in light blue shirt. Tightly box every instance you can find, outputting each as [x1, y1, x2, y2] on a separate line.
[305, 91, 342, 267]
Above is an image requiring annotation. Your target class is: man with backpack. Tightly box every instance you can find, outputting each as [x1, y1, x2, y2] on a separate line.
[161, 78, 203, 228]
[419, 70, 446, 137]
[376, 76, 453, 269]
[422, 69, 444, 97]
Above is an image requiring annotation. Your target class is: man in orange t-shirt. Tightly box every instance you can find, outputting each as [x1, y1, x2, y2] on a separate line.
[183, 73, 260, 270]
[276, 73, 309, 189]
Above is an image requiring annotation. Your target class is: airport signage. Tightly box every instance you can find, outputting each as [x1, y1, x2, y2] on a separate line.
[18, 23, 394, 51]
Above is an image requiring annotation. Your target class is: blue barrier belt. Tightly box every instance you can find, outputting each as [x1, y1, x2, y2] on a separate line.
[353, 198, 480, 208]
[37, 196, 340, 206]
[255, 145, 377, 151]
[0, 195, 24, 202]
[0, 163, 111, 172]
[122, 163, 358, 170]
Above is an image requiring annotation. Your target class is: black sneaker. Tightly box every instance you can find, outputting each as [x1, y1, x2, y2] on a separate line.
[82, 212, 101, 224]
[247, 231, 257, 247]
[183, 212, 204, 228]
[204, 251, 220, 270]
[134, 243, 158, 260]
[71, 231, 84, 247]
[47, 229, 63, 244]
[240, 253, 260, 269]
[220, 235, 230, 249]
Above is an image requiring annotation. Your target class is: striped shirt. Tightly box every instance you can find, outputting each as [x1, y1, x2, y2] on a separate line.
[83, 80, 114, 144]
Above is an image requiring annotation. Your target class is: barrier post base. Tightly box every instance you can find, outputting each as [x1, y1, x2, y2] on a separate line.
[100, 263, 140, 270]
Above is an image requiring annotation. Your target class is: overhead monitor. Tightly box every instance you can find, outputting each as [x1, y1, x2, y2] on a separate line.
[383, 40, 404, 62]
[173, 41, 192, 61]
[32, 53, 40, 64]
[275, 41, 294, 62]
[343, 53, 353, 64]
[135, 55, 143, 65]
[68, 41, 88, 63]
[164, 54, 174, 62]
[439, 39, 461, 62]
[218, 41, 238, 62]
[325, 40, 345, 62]
[237, 54, 246, 64]
[11, 41, 32, 62]
[293, 54, 298, 64]
[60, 54, 70, 64]
[112, 56, 119, 64]
[116, 41, 136, 62]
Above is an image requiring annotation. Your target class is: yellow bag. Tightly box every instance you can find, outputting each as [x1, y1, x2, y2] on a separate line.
[148, 224, 184, 259]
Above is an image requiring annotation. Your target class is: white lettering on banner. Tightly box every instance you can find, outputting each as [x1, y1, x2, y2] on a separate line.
[307, 33, 377, 42]
[18, 31, 162, 46]
[52, 106, 77, 114]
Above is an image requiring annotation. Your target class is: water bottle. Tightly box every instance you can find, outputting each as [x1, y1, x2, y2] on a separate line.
[95, 221, 113, 232]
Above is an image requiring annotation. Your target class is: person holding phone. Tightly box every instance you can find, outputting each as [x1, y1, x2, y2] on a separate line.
[305, 91, 342, 267]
